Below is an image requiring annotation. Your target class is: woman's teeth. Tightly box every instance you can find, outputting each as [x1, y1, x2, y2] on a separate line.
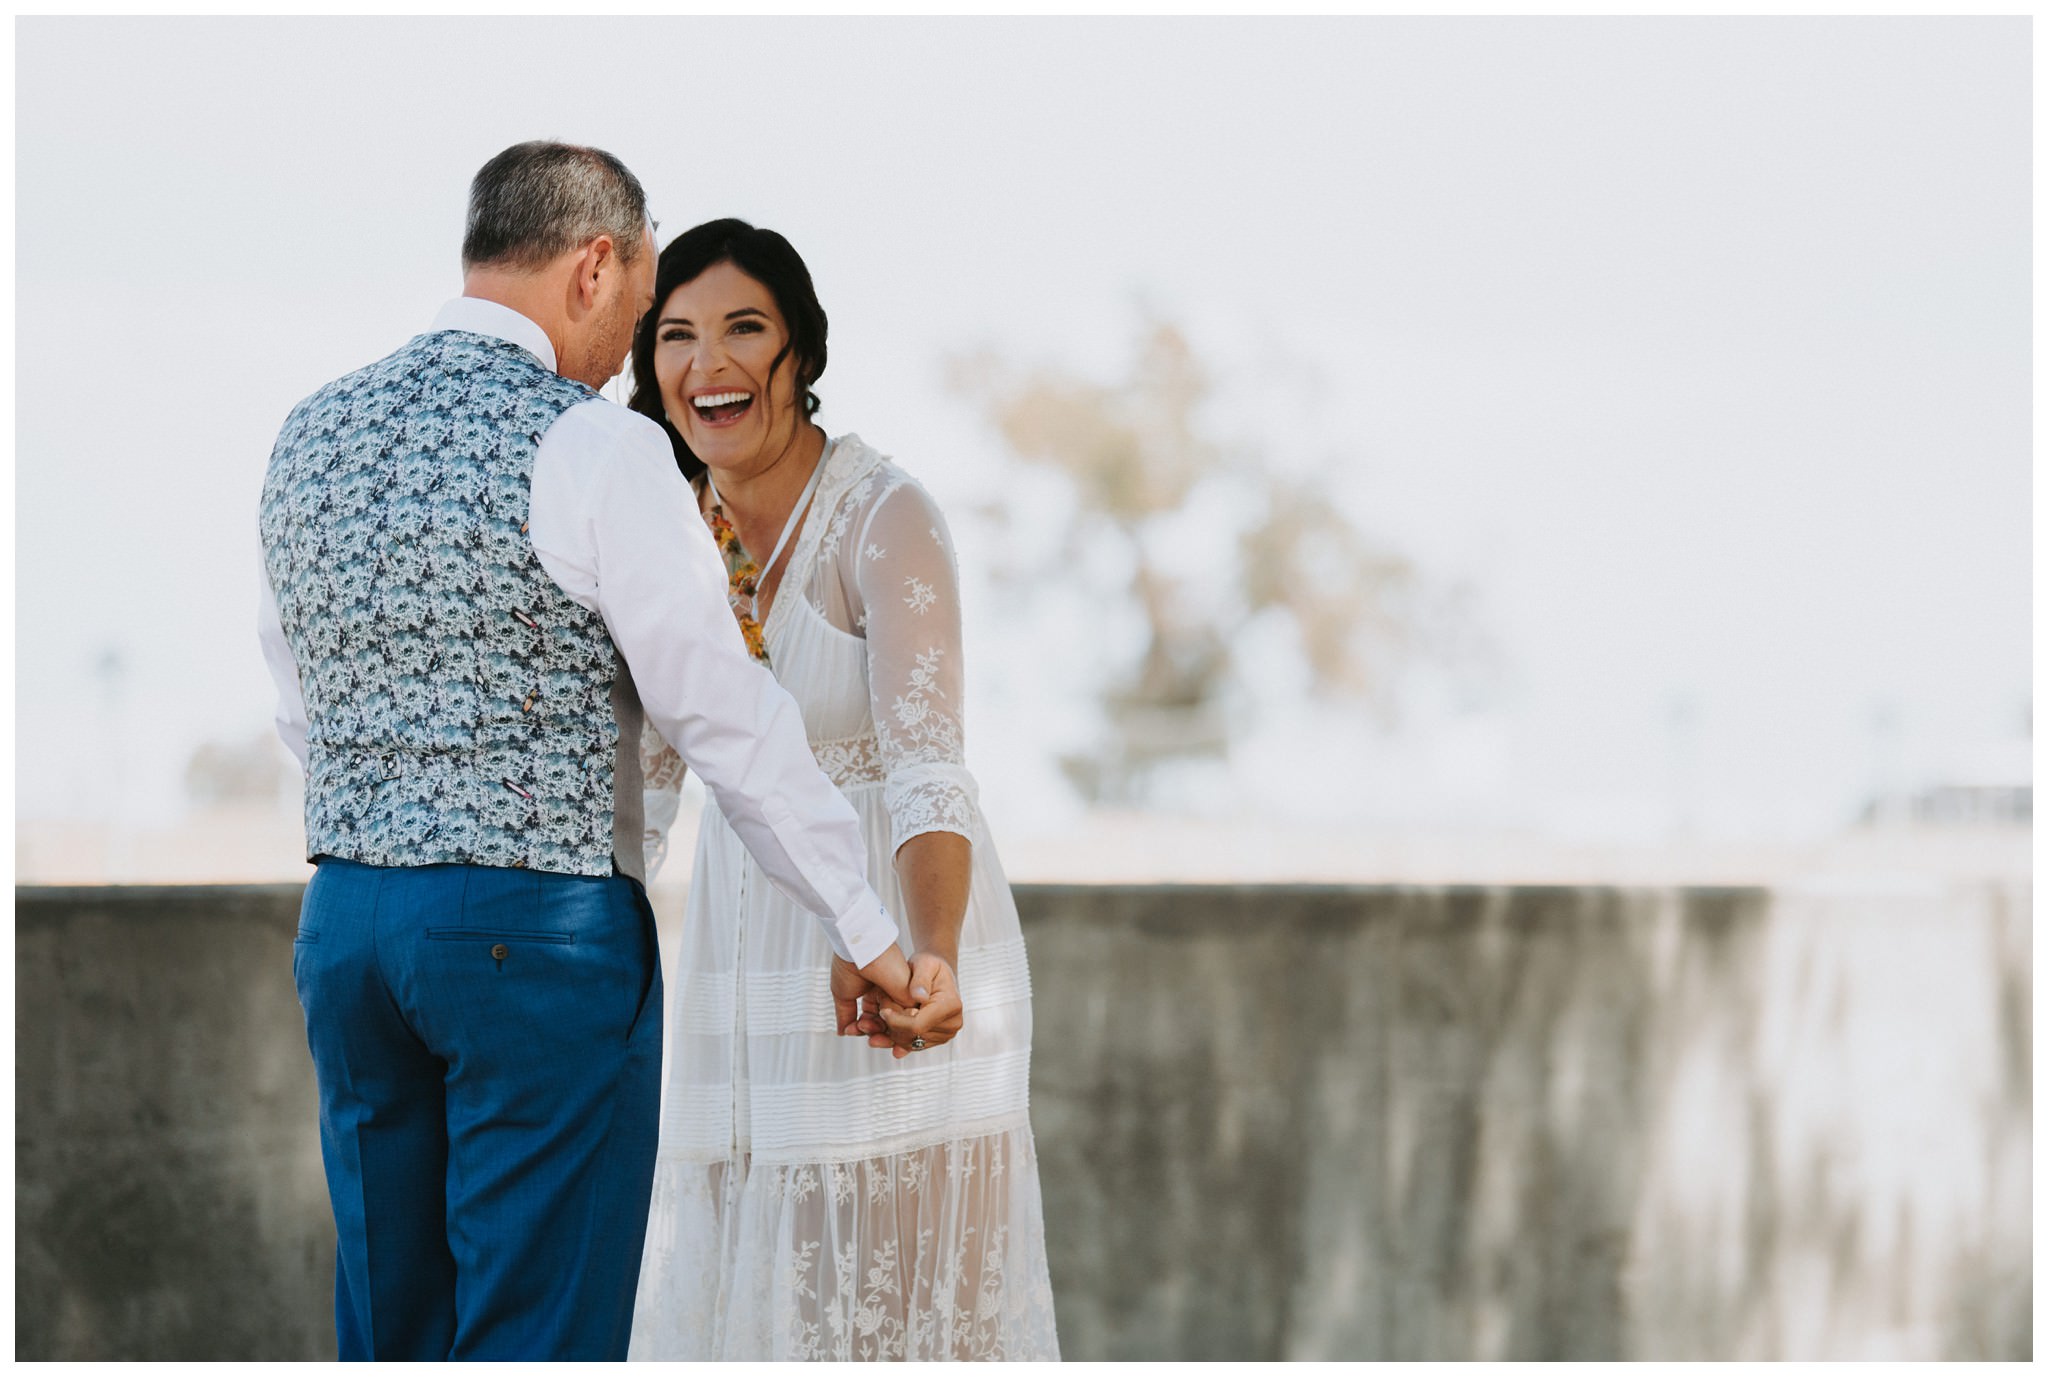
[693, 391, 754, 423]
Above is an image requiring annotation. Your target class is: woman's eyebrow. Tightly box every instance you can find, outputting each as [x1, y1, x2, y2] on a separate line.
[658, 307, 767, 327]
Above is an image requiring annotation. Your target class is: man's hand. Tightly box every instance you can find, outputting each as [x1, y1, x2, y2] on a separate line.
[830, 946, 915, 1038]
[857, 951, 965, 1059]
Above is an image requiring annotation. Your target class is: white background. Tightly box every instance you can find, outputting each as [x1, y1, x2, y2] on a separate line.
[14, 17, 2030, 869]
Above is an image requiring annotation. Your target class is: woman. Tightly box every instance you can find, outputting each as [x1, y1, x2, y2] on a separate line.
[625, 220, 1059, 1362]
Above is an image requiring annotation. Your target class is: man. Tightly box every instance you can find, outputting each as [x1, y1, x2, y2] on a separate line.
[257, 141, 945, 1360]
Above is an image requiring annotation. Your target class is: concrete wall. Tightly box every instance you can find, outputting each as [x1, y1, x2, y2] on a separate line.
[15, 881, 2030, 1360]
[15, 886, 333, 1361]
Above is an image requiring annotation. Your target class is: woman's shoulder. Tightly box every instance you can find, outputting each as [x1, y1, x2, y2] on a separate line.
[816, 434, 953, 568]
[818, 434, 934, 526]
[828, 434, 945, 515]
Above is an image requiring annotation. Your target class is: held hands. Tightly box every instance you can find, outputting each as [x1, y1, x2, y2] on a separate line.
[863, 950, 965, 1059]
[830, 949, 964, 1059]
[831, 947, 913, 1036]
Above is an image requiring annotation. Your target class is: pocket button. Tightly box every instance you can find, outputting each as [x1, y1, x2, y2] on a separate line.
[491, 943, 510, 960]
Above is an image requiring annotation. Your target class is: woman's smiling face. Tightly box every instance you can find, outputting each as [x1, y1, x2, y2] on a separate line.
[650, 260, 805, 476]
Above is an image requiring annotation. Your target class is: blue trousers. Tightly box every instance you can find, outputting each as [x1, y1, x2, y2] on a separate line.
[292, 859, 662, 1360]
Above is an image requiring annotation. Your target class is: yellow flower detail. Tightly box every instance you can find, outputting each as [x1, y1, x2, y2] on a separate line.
[705, 500, 773, 668]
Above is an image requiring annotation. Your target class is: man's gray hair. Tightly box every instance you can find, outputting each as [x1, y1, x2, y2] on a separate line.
[462, 140, 649, 272]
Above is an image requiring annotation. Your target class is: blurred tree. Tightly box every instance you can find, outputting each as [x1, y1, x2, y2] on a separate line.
[951, 316, 1450, 805]
[184, 732, 290, 810]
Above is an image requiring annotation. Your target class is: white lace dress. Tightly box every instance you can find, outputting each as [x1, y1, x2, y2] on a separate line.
[628, 435, 1059, 1361]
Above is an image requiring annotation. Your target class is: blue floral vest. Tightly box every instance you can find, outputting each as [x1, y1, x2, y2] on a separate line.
[259, 329, 646, 881]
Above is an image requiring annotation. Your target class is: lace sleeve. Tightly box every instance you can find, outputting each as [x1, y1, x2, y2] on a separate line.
[640, 723, 688, 881]
[847, 476, 981, 853]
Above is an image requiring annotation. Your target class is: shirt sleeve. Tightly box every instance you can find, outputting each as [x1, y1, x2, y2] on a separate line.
[257, 556, 309, 774]
[844, 477, 982, 853]
[528, 400, 899, 968]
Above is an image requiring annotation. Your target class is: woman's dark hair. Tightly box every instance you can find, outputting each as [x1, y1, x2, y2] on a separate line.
[628, 218, 828, 483]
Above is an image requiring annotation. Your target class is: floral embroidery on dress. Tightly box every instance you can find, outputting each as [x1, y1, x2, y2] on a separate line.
[641, 727, 686, 793]
[816, 470, 878, 566]
[697, 1138, 1057, 1361]
[874, 635, 977, 843]
[810, 732, 886, 789]
[893, 648, 950, 734]
[639, 724, 687, 880]
[900, 1153, 931, 1195]
[903, 576, 937, 615]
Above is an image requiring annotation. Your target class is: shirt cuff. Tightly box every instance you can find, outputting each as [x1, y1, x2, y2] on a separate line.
[828, 888, 902, 969]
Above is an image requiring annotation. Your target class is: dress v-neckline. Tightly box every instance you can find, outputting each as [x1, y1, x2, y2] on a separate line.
[709, 433, 883, 654]
[706, 439, 834, 643]
[757, 443, 828, 642]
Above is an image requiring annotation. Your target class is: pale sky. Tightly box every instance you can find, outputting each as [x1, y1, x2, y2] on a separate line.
[14, 17, 2031, 853]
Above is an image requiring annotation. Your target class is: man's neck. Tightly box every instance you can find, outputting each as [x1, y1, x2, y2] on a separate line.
[460, 270, 569, 378]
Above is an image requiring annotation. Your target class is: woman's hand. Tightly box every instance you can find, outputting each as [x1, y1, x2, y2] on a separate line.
[857, 951, 964, 1058]
[830, 946, 915, 1040]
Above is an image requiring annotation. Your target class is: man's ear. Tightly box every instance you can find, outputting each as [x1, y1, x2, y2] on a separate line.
[570, 235, 617, 311]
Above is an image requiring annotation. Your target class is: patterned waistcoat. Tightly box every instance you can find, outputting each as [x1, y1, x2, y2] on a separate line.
[259, 330, 646, 881]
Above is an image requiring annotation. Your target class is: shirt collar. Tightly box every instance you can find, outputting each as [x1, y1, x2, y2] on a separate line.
[428, 297, 559, 373]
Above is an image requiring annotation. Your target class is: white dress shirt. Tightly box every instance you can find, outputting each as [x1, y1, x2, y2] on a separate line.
[258, 297, 900, 969]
